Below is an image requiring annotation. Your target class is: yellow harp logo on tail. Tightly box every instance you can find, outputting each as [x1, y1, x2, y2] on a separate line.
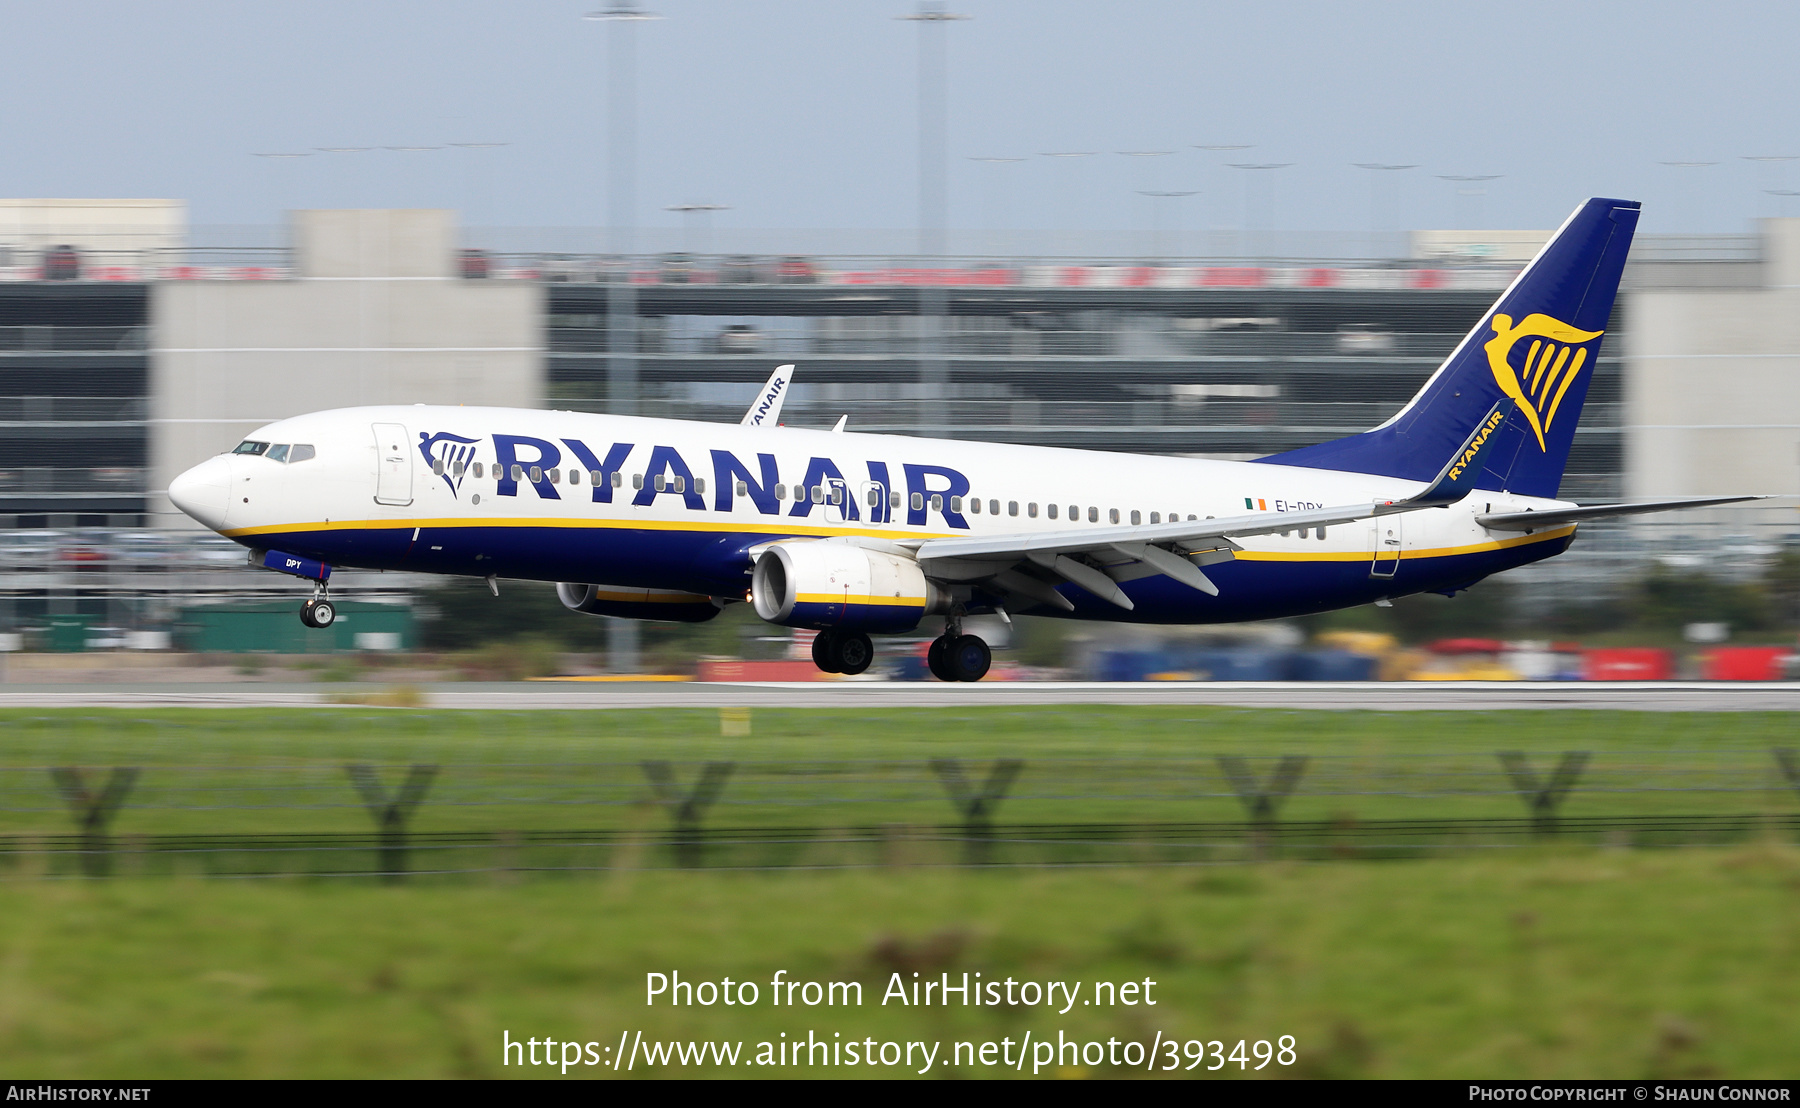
[1483, 313, 1603, 451]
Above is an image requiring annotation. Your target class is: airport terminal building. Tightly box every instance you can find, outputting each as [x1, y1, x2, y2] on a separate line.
[1, 202, 1796, 641]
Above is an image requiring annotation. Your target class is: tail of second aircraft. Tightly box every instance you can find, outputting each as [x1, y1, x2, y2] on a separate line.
[1261, 197, 1640, 498]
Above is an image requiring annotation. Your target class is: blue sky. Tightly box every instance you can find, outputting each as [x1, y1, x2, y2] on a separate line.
[3, 1, 1796, 235]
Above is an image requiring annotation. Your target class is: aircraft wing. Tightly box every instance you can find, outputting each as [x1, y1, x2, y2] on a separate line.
[740, 364, 794, 426]
[1475, 495, 1766, 531]
[912, 501, 1404, 611]
[911, 401, 1515, 612]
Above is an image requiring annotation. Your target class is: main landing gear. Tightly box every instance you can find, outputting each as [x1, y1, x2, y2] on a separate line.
[811, 629, 874, 675]
[299, 586, 336, 629]
[927, 616, 991, 683]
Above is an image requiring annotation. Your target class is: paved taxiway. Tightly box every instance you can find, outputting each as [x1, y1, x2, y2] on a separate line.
[0, 681, 1797, 711]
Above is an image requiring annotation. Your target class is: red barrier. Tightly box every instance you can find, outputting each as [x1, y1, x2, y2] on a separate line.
[696, 660, 823, 682]
[1582, 648, 1674, 681]
[1700, 646, 1790, 681]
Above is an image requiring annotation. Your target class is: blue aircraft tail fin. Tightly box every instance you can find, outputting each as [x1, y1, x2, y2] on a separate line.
[1259, 197, 1640, 498]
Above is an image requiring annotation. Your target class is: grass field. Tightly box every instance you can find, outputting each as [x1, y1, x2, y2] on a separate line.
[1, 706, 1798, 1078]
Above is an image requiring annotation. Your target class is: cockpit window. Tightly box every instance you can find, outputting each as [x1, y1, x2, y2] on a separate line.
[232, 440, 269, 456]
[265, 444, 290, 463]
[288, 444, 316, 463]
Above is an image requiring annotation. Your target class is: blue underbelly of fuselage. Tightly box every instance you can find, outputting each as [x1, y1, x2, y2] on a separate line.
[252, 523, 1572, 626]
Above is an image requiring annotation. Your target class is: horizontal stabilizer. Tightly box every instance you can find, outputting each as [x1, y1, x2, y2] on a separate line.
[1477, 495, 1766, 532]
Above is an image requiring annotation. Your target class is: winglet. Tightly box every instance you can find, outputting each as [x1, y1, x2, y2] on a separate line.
[1400, 400, 1512, 509]
[741, 364, 794, 426]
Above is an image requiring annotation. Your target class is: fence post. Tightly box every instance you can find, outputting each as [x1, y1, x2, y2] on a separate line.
[345, 764, 438, 882]
[642, 760, 735, 867]
[1497, 751, 1589, 835]
[1215, 755, 1307, 856]
[929, 758, 1024, 864]
[49, 767, 139, 877]
[1774, 748, 1800, 795]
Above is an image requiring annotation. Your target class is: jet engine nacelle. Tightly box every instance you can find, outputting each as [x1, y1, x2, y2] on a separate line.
[751, 541, 949, 633]
[556, 582, 724, 623]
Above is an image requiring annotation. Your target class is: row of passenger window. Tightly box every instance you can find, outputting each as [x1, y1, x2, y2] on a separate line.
[437, 458, 1329, 537]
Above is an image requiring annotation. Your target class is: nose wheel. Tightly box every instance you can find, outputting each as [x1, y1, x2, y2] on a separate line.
[300, 595, 336, 629]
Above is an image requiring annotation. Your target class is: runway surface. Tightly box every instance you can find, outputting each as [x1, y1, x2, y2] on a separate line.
[0, 681, 1797, 711]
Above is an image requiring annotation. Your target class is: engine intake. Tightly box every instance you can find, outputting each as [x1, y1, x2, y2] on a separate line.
[751, 542, 948, 632]
[556, 582, 723, 623]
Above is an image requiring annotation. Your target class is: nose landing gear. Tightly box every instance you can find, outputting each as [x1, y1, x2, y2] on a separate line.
[299, 586, 336, 629]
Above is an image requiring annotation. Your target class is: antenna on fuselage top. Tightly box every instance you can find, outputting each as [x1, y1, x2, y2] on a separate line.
[741, 364, 795, 427]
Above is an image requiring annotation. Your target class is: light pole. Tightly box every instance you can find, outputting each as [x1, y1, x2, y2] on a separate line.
[1353, 162, 1418, 258]
[1117, 151, 1174, 257]
[968, 156, 1024, 256]
[1743, 156, 1800, 218]
[664, 202, 729, 256]
[1194, 145, 1254, 254]
[1228, 163, 1291, 260]
[250, 152, 316, 221]
[898, 1, 968, 435]
[1437, 174, 1502, 229]
[1039, 151, 1095, 256]
[588, 2, 660, 674]
[1137, 191, 1197, 260]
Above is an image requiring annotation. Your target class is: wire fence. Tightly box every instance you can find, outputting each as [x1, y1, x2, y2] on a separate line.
[5, 748, 1798, 879]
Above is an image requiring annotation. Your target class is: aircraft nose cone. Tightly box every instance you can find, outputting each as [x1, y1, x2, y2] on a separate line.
[169, 456, 232, 531]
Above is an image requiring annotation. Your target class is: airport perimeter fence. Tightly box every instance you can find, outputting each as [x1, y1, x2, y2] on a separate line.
[4, 746, 1800, 879]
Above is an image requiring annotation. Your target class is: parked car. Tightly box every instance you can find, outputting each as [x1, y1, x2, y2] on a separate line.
[459, 248, 492, 279]
[715, 324, 766, 353]
[42, 244, 81, 280]
[775, 255, 818, 284]
[659, 253, 695, 284]
[1335, 323, 1395, 354]
[719, 255, 768, 284]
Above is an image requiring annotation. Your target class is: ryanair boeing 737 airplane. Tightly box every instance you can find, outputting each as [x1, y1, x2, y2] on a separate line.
[166, 198, 1754, 681]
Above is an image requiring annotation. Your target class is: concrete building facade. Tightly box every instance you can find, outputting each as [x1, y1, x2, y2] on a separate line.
[148, 210, 542, 525]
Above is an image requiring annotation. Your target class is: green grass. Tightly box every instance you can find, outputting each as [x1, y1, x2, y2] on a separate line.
[3, 846, 1798, 1078]
[2, 708, 1797, 1077]
[0, 707, 1794, 836]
